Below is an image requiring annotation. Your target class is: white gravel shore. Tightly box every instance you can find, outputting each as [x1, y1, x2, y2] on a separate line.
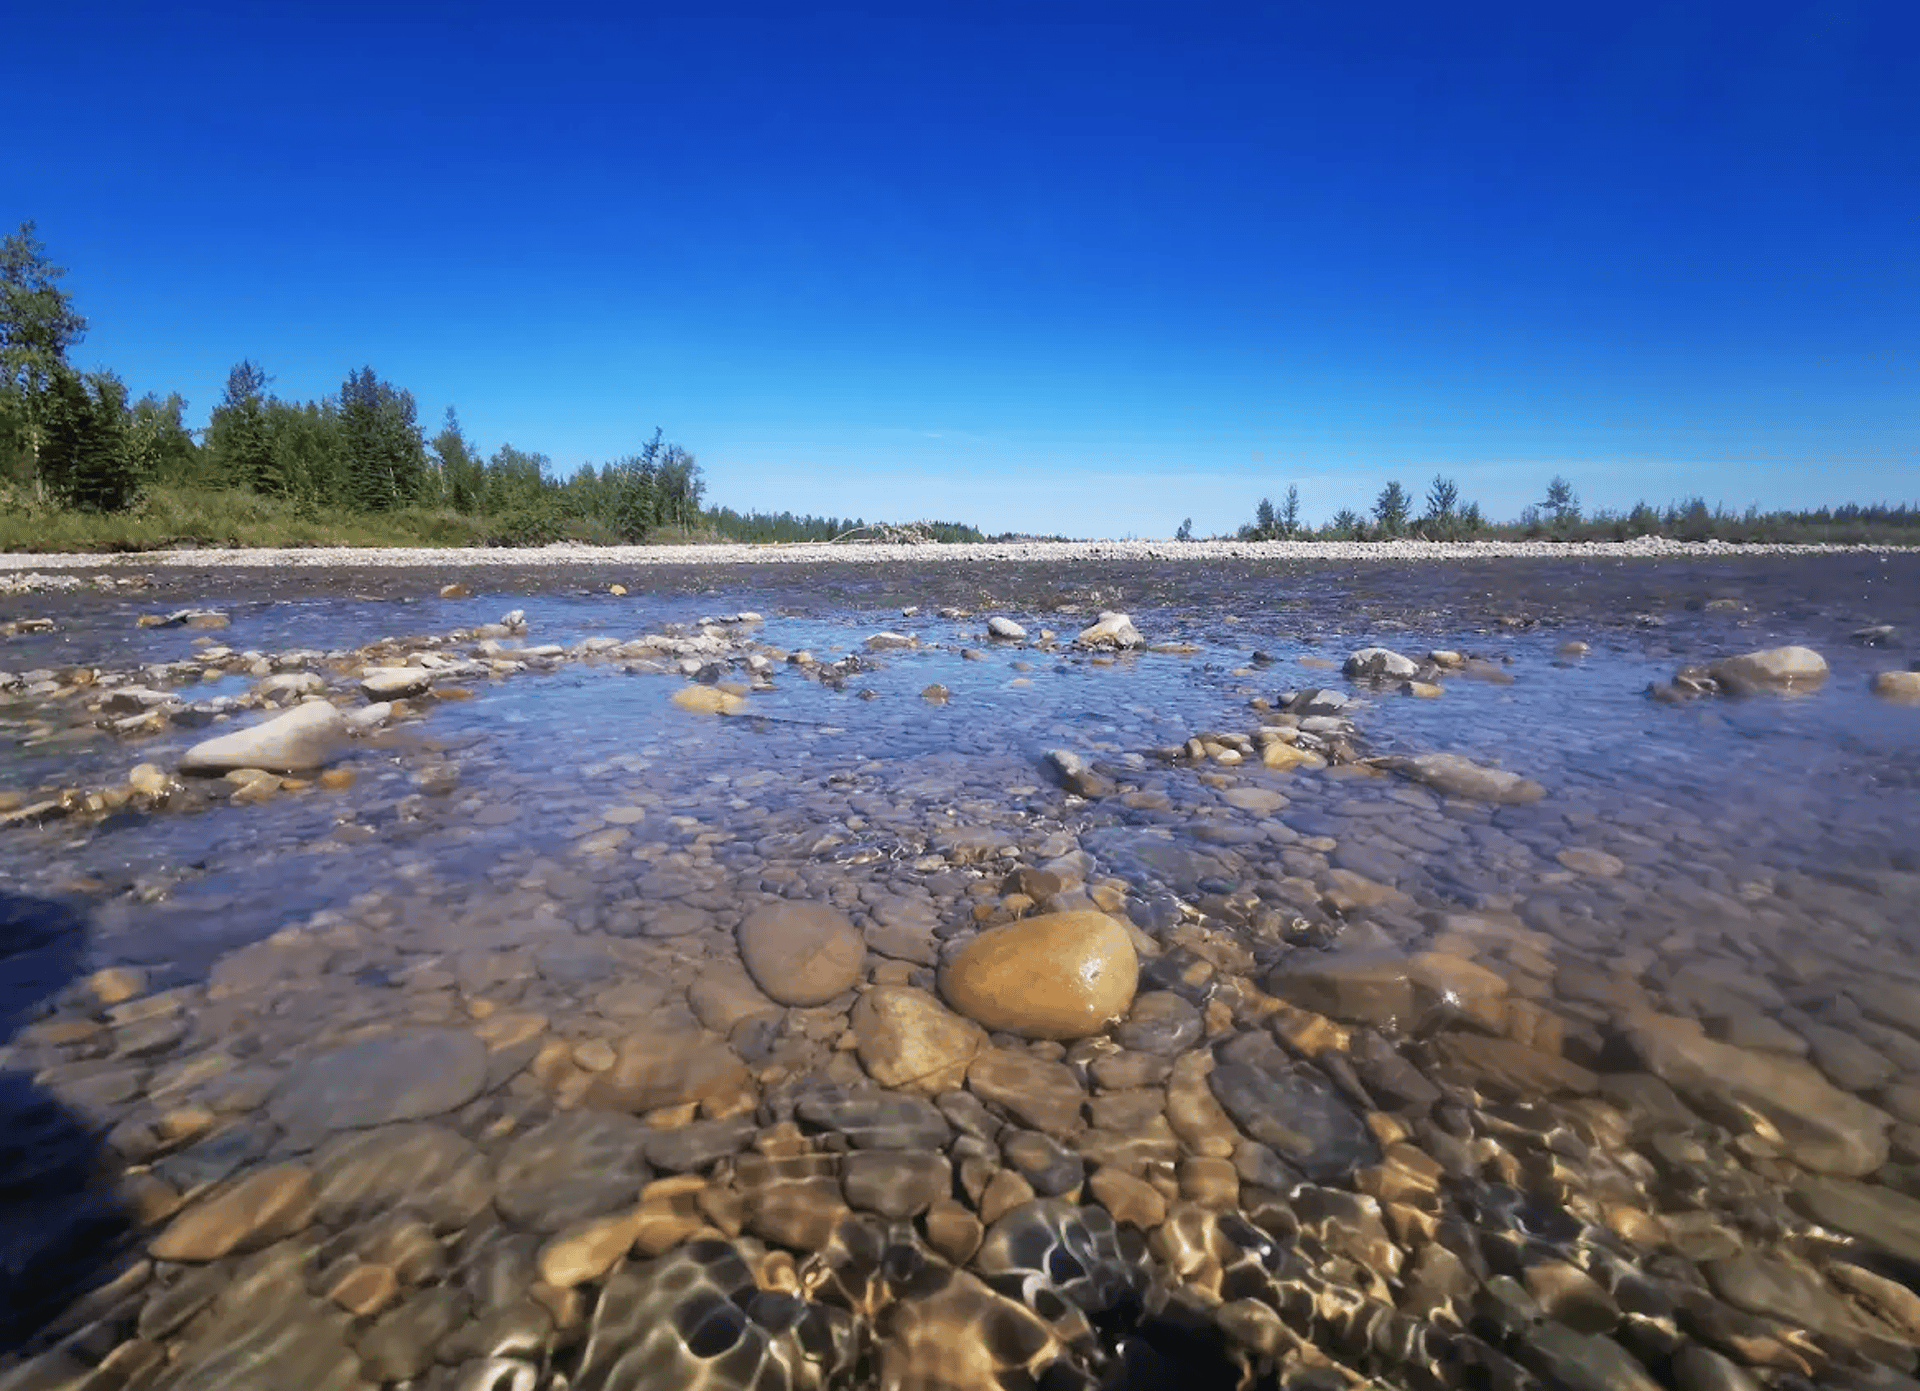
[0, 534, 1907, 571]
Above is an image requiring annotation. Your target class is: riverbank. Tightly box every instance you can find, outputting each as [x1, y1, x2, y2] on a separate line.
[2, 533, 1914, 573]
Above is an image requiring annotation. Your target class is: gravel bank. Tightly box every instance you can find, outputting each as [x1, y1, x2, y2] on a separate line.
[0, 534, 1907, 570]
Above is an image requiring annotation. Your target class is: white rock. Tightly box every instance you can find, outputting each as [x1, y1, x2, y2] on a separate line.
[1872, 671, 1920, 703]
[359, 667, 434, 699]
[1075, 611, 1144, 649]
[101, 686, 179, 714]
[256, 672, 325, 699]
[346, 702, 394, 733]
[987, 616, 1027, 640]
[179, 701, 347, 775]
[1707, 645, 1829, 692]
[1344, 647, 1419, 680]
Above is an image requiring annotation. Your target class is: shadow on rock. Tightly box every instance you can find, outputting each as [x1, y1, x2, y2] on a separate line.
[0, 891, 138, 1357]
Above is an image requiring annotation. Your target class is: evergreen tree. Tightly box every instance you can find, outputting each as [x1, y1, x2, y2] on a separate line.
[430, 407, 485, 513]
[339, 366, 427, 511]
[1253, 496, 1277, 538]
[39, 367, 141, 512]
[1373, 480, 1410, 537]
[1279, 485, 1301, 537]
[207, 360, 276, 492]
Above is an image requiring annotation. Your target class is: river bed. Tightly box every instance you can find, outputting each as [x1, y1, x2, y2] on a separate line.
[3, 553, 1920, 1390]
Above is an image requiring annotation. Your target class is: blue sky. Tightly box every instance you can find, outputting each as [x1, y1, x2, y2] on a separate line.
[7, 1, 1916, 537]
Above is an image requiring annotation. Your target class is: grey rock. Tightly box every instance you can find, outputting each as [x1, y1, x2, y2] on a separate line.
[313, 1123, 494, 1232]
[1378, 752, 1546, 804]
[643, 1115, 757, 1172]
[493, 1113, 652, 1232]
[1207, 1032, 1378, 1181]
[987, 616, 1027, 640]
[841, 1149, 951, 1218]
[270, 1029, 489, 1146]
[1114, 992, 1203, 1056]
[1344, 647, 1419, 680]
[1627, 1023, 1890, 1175]
[795, 1089, 952, 1150]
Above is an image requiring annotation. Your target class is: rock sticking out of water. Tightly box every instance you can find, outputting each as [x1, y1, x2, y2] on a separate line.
[178, 700, 347, 776]
[1074, 611, 1144, 649]
[1344, 647, 1420, 680]
[941, 910, 1139, 1040]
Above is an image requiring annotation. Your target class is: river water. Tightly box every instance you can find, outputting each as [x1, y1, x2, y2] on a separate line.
[3, 553, 1919, 1390]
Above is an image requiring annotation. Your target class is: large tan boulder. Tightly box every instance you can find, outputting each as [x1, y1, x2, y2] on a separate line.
[940, 910, 1138, 1040]
[1708, 645, 1828, 693]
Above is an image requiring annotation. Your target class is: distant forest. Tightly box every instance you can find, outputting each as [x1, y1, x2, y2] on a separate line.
[0, 221, 984, 551]
[1218, 475, 1920, 547]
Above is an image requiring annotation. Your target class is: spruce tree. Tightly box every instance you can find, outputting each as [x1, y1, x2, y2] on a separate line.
[340, 367, 427, 511]
[39, 368, 140, 512]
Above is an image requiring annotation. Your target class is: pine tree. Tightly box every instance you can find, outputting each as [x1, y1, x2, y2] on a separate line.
[1279, 485, 1301, 537]
[0, 222, 88, 485]
[340, 367, 427, 511]
[39, 368, 141, 512]
[1373, 480, 1410, 537]
[207, 361, 276, 492]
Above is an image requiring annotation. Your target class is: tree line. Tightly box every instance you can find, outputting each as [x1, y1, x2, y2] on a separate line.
[1, 221, 970, 549]
[1215, 473, 1920, 546]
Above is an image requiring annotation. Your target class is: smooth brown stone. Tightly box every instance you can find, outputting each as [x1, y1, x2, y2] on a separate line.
[923, 1198, 985, 1264]
[328, 1262, 400, 1317]
[537, 1211, 641, 1288]
[1090, 1168, 1169, 1229]
[150, 1163, 315, 1262]
[940, 911, 1138, 1041]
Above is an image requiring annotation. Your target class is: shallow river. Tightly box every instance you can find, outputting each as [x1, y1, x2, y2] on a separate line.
[3, 553, 1920, 1391]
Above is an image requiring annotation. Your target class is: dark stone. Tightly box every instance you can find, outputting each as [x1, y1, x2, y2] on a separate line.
[794, 1089, 952, 1151]
[1114, 992, 1203, 1056]
[352, 1285, 469, 1382]
[313, 1123, 494, 1233]
[1000, 1128, 1084, 1196]
[1207, 1033, 1378, 1182]
[841, 1149, 951, 1219]
[643, 1115, 758, 1173]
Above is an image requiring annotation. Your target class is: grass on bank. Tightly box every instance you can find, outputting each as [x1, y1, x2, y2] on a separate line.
[0, 484, 725, 552]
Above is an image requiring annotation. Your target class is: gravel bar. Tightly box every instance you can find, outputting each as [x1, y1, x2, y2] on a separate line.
[0, 535, 1907, 570]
